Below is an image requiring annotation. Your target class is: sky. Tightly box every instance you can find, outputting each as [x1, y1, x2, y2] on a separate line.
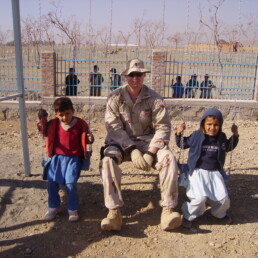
[1, 0, 258, 43]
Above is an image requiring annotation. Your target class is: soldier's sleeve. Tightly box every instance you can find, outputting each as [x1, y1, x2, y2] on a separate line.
[105, 95, 135, 151]
[149, 98, 171, 149]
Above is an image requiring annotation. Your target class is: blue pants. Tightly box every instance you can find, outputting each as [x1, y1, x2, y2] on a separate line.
[46, 155, 81, 211]
[47, 181, 79, 211]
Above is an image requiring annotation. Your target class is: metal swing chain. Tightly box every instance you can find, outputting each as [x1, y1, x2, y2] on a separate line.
[86, 9, 94, 157]
[227, 43, 241, 176]
[177, 100, 186, 165]
[226, 0, 242, 176]
[227, 0, 242, 174]
[227, 99, 237, 177]
[178, 130, 184, 164]
[40, 112, 46, 165]
[177, 0, 190, 164]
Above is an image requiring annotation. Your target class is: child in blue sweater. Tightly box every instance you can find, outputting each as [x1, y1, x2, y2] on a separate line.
[175, 108, 239, 228]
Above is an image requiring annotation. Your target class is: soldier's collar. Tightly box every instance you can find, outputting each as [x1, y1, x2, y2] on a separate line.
[137, 85, 151, 100]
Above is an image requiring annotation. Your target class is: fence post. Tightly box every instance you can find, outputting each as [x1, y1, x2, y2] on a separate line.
[151, 49, 165, 96]
[255, 79, 258, 101]
[41, 51, 56, 97]
[254, 54, 258, 101]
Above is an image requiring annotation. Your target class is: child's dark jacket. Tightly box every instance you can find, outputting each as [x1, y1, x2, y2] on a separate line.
[176, 130, 239, 175]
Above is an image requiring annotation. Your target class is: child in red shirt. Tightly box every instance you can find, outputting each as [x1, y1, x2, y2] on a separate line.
[37, 97, 94, 222]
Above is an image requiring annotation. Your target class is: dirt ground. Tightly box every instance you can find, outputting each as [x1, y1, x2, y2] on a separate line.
[0, 119, 257, 258]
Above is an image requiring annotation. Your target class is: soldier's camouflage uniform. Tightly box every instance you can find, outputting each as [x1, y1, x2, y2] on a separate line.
[100, 84, 179, 210]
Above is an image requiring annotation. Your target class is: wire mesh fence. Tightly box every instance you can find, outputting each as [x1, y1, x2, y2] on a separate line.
[0, 46, 257, 101]
[55, 46, 152, 97]
[0, 47, 40, 101]
[164, 49, 258, 100]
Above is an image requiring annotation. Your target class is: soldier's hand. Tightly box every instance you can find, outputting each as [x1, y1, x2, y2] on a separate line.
[143, 153, 154, 171]
[131, 149, 149, 170]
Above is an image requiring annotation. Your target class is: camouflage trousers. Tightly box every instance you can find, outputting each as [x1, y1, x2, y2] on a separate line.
[99, 141, 179, 210]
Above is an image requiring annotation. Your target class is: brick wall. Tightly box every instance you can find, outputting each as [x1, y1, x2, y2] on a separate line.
[151, 50, 165, 96]
[41, 51, 56, 97]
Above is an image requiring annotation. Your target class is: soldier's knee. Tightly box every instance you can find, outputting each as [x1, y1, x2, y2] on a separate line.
[168, 152, 177, 163]
[103, 146, 122, 164]
[102, 156, 112, 170]
[156, 150, 177, 170]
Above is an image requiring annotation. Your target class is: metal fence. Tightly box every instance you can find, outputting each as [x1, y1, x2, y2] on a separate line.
[0, 47, 41, 101]
[164, 49, 258, 100]
[1, 46, 257, 101]
[55, 46, 152, 97]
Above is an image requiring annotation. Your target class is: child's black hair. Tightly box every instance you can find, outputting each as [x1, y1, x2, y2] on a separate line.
[53, 97, 74, 113]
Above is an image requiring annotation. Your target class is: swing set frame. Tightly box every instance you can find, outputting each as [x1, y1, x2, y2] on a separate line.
[0, 0, 31, 176]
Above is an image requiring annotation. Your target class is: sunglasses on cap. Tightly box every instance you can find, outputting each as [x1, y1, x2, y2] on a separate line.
[128, 73, 143, 78]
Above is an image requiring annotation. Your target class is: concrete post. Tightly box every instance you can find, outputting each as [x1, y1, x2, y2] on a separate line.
[151, 49, 165, 96]
[41, 51, 56, 97]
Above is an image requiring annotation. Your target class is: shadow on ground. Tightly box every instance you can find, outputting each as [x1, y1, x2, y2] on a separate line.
[0, 171, 257, 257]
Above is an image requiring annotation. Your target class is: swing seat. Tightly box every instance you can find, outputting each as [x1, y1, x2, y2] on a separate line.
[220, 169, 230, 182]
[42, 157, 51, 180]
[81, 151, 92, 171]
[178, 163, 189, 188]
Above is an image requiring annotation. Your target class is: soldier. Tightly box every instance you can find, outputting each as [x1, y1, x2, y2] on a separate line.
[99, 59, 182, 231]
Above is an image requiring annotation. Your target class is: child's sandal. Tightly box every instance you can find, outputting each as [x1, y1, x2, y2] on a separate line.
[182, 217, 192, 228]
[68, 210, 79, 222]
[44, 207, 60, 221]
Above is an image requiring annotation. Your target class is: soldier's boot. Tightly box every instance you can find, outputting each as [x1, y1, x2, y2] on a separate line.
[160, 207, 182, 231]
[101, 208, 122, 231]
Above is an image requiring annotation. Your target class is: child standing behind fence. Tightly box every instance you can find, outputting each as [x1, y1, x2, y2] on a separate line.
[175, 108, 239, 228]
[37, 97, 94, 222]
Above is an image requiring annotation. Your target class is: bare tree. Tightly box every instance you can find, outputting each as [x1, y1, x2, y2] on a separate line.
[132, 10, 146, 55]
[23, 16, 42, 65]
[199, 0, 226, 52]
[22, 17, 38, 63]
[119, 30, 134, 60]
[41, 15, 56, 49]
[0, 27, 10, 58]
[112, 32, 122, 51]
[48, 2, 84, 65]
[242, 13, 258, 52]
[84, 23, 99, 65]
[224, 25, 241, 52]
[202, 31, 215, 50]
[167, 33, 183, 49]
[199, 0, 226, 91]
[99, 26, 110, 57]
[143, 21, 164, 48]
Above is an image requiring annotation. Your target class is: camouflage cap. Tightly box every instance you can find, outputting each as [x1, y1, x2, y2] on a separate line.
[121, 59, 151, 76]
